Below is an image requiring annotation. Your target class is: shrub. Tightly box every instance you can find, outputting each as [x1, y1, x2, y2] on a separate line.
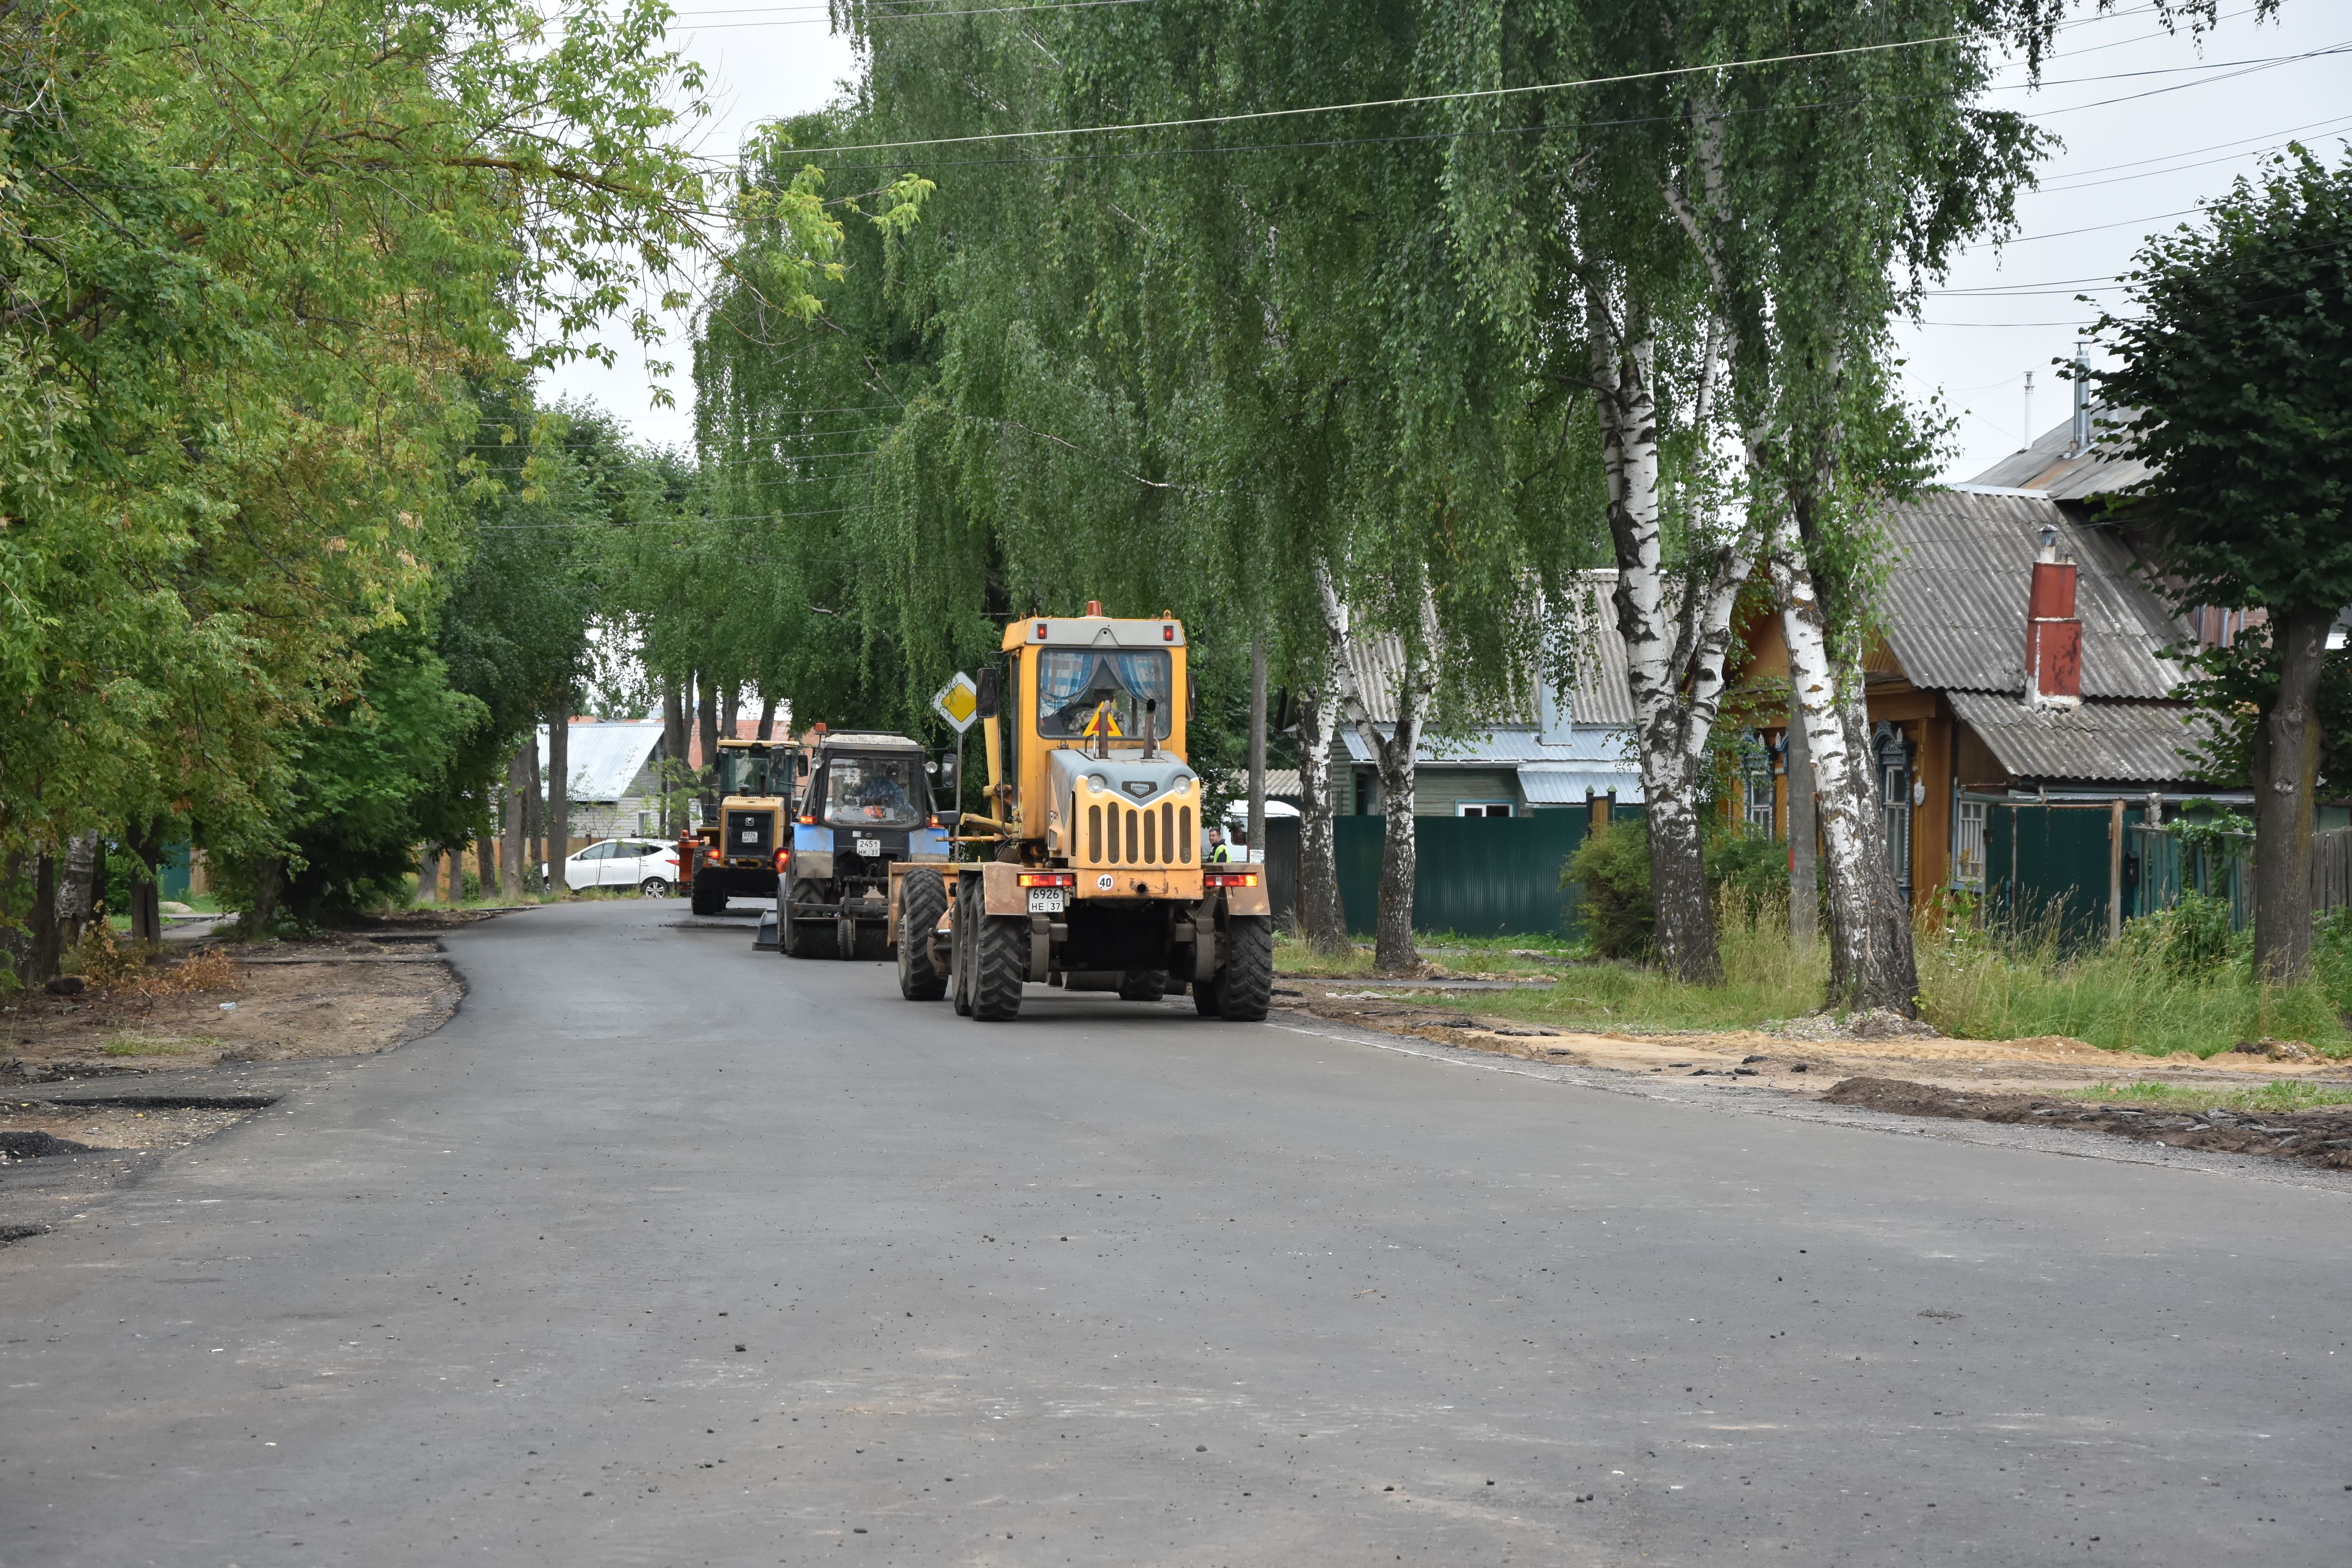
[63, 924, 149, 988]
[1563, 818, 1802, 961]
[1564, 818, 1653, 960]
[2119, 889, 2244, 980]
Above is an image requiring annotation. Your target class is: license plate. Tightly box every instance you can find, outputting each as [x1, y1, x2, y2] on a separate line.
[740, 829, 758, 843]
[1027, 888, 1066, 914]
[855, 837, 882, 857]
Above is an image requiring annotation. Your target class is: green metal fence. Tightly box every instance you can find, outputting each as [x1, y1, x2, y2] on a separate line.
[1327, 812, 1637, 937]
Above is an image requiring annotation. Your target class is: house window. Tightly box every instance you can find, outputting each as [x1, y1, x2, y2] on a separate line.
[1874, 722, 1914, 901]
[1457, 802, 1515, 818]
[637, 810, 651, 835]
[1952, 799, 1987, 892]
[1737, 737, 1777, 836]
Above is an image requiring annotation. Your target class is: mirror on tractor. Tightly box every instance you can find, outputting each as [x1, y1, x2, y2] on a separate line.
[973, 667, 1001, 719]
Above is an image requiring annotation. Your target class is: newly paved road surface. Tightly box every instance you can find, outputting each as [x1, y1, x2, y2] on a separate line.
[5, 898, 2349, 1564]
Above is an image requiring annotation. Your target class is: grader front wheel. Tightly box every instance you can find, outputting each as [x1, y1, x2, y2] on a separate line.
[971, 914, 1028, 1022]
[1195, 915, 1272, 1022]
[897, 869, 949, 1001]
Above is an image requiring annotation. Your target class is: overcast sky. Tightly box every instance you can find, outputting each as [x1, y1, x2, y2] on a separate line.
[540, 1, 2352, 484]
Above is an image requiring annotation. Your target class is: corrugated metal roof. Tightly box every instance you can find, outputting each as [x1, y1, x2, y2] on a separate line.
[543, 721, 662, 802]
[1328, 574, 1636, 728]
[1339, 727, 1627, 766]
[1962, 405, 2153, 499]
[1883, 491, 2187, 699]
[1518, 763, 1646, 806]
[1945, 691, 2215, 785]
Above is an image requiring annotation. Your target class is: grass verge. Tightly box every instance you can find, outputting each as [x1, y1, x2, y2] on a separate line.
[2063, 1078, 2352, 1113]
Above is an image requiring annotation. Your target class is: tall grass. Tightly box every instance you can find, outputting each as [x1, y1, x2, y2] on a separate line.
[1275, 890, 2352, 1059]
[1915, 900, 2350, 1059]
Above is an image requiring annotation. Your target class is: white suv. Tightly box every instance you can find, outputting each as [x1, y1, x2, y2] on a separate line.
[548, 839, 681, 896]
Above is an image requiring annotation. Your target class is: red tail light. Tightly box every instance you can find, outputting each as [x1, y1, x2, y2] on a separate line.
[1016, 872, 1077, 888]
[1205, 871, 1259, 889]
[773, 848, 790, 873]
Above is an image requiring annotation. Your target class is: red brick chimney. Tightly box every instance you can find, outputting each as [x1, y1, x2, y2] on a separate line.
[2024, 523, 2083, 708]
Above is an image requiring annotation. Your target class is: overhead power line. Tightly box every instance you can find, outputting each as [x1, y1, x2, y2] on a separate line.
[673, 0, 1161, 24]
[766, 33, 1973, 155]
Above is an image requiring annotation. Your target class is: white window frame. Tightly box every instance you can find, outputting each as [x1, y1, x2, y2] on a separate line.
[1455, 801, 1516, 818]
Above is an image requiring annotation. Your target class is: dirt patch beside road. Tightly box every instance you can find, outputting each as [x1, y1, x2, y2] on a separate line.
[1820, 1076, 2352, 1172]
[1276, 982, 2347, 1098]
[2, 924, 467, 1085]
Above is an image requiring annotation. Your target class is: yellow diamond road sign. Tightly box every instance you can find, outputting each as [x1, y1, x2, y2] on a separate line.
[932, 671, 980, 733]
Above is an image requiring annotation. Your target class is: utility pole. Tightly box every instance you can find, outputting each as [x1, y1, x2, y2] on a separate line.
[2021, 370, 2035, 451]
[1247, 638, 1268, 864]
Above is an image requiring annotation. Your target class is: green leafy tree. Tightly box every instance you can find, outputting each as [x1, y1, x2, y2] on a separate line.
[2093, 146, 2352, 979]
[0, 0, 832, 969]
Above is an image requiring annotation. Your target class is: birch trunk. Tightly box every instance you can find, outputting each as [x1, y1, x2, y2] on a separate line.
[1294, 685, 1349, 955]
[417, 841, 439, 905]
[1369, 647, 1425, 974]
[2252, 604, 2329, 981]
[1592, 313, 1749, 983]
[1786, 693, 1817, 948]
[1318, 566, 1426, 975]
[1771, 544, 1917, 1014]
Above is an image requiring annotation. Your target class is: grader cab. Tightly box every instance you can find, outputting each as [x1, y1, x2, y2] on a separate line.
[890, 604, 1272, 1022]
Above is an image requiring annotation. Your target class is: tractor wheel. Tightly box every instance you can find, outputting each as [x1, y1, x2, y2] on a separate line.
[1195, 915, 1273, 1021]
[853, 922, 890, 962]
[971, 914, 1028, 1022]
[690, 869, 727, 916]
[898, 870, 949, 1000]
[951, 878, 976, 1016]
[783, 884, 838, 959]
[1117, 969, 1166, 1002]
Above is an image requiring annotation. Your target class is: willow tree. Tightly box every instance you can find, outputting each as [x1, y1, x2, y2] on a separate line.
[1017, 0, 1577, 971]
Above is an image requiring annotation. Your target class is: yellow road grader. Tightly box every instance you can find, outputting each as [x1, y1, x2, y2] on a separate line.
[889, 604, 1272, 1022]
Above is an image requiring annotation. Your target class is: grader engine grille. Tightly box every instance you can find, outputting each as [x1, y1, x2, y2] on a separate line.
[724, 809, 773, 859]
[1086, 800, 1192, 867]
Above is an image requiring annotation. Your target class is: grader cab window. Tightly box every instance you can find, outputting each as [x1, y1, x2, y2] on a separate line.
[1036, 650, 1172, 743]
[717, 748, 775, 797]
[821, 756, 926, 829]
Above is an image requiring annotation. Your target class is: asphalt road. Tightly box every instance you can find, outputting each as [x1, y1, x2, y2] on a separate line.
[5, 898, 2349, 1566]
